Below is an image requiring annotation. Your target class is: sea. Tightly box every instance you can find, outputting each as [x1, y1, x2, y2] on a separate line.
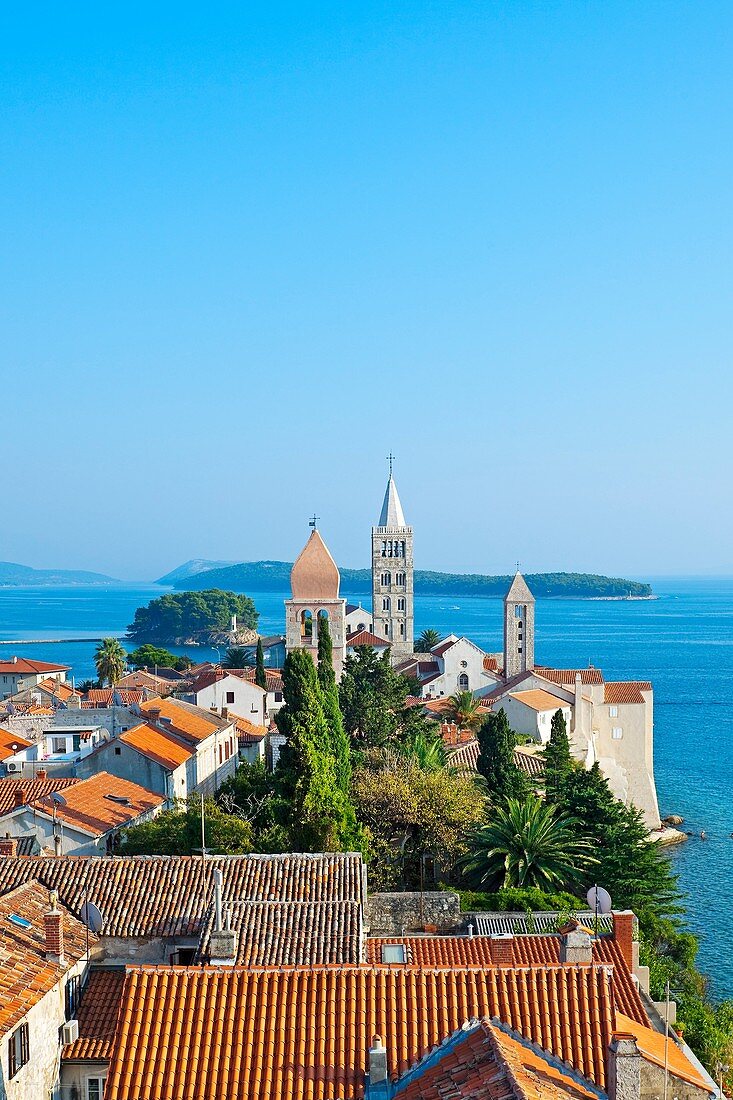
[0, 576, 730, 996]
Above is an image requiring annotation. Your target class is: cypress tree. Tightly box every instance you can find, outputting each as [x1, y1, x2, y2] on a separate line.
[476, 708, 529, 803]
[255, 637, 267, 691]
[543, 709, 573, 802]
[316, 616, 352, 794]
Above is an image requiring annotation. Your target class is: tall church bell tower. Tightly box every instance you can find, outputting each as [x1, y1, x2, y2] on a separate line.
[371, 459, 413, 656]
[503, 570, 535, 679]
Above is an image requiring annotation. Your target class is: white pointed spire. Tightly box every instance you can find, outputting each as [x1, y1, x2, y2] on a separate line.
[378, 476, 406, 527]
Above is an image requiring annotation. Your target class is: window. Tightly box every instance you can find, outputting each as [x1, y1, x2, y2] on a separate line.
[381, 572, 391, 586]
[399, 623, 404, 637]
[218, 745, 222, 764]
[275, 692, 283, 703]
[226, 691, 235, 705]
[514, 605, 523, 618]
[381, 944, 406, 963]
[612, 727, 623, 740]
[458, 673, 469, 690]
[52, 737, 67, 754]
[396, 572, 405, 586]
[518, 646, 523, 654]
[382, 597, 391, 611]
[381, 541, 387, 557]
[609, 705, 618, 718]
[114, 746, 121, 755]
[397, 598, 405, 611]
[87, 1078, 105, 1100]
[65, 974, 81, 1019]
[9, 1022, 29, 1078]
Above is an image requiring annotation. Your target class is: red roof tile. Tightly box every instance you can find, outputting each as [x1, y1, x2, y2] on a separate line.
[346, 629, 391, 648]
[0, 777, 80, 817]
[119, 722, 192, 770]
[63, 969, 125, 1061]
[27, 772, 164, 837]
[197, 900, 363, 965]
[535, 668, 604, 686]
[0, 658, 69, 674]
[604, 682, 652, 704]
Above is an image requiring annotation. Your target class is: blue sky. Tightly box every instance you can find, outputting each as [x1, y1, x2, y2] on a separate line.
[1, 2, 731, 580]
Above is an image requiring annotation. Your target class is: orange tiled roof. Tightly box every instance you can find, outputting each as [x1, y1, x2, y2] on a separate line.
[231, 714, 268, 742]
[535, 668, 604, 686]
[0, 879, 94, 1034]
[197, 900, 363, 965]
[366, 935, 647, 1024]
[139, 696, 225, 743]
[346, 629, 390, 648]
[102, 963, 616, 1099]
[447, 741, 544, 780]
[0, 658, 69, 674]
[84, 688, 145, 706]
[508, 689, 568, 713]
[396, 1017, 600, 1100]
[0, 853, 365, 938]
[615, 1012, 713, 1093]
[483, 655, 501, 673]
[35, 677, 81, 700]
[236, 667, 284, 694]
[27, 772, 164, 837]
[63, 968, 125, 1061]
[604, 682, 652, 705]
[0, 776, 80, 817]
[119, 722, 192, 770]
[0, 727, 33, 762]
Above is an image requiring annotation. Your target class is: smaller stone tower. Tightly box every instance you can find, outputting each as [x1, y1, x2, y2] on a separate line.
[371, 462, 414, 656]
[503, 571, 535, 679]
[285, 523, 347, 676]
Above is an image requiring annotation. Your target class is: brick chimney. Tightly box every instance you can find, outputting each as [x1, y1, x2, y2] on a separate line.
[44, 892, 65, 966]
[36, 768, 47, 780]
[12, 787, 25, 808]
[367, 1034, 389, 1098]
[612, 911, 638, 973]
[560, 925, 593, 965]
[607, 1032, 641, 1100]
[490, 933, 515, 967]
[0, 836, 17, 857]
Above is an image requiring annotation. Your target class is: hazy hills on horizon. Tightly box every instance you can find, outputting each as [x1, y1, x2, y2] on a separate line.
[0, 560, 117, 586]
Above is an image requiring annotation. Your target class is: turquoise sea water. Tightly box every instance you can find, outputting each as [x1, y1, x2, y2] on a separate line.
[0, 577, 730, 995]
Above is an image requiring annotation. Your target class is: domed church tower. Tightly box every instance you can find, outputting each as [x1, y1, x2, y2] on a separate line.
[285, 521, 347, 676]
[371, 460, 414, 656]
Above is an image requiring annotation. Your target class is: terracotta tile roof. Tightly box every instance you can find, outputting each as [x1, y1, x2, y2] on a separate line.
[483, 655, 501, 673]
[27, 772, 165, 837]
[0, 853, 365, 938]
[604, 682, 652, 705]
[102, 963, 616, 1099]
[430, 638, 457, 657]
[508, 689, 568, 713]
[615, 1012, 714, 1093]
[0, 776, 80, 817]
[0, 658, 69, 674]
[366, 936, 647, 1025]
[535, 668, 604, 686]
[395, 1017, 601, 1100]
[231, 714, 268, 743]
[36, 677, 81, 700]
[0, 879, 94, 1034]
[197, 899, 363, 965]
[447, 741, 544, 780]
[188, 667, 229, 692]
[346, 629, 391, 648]
[139, 696, 228, 743]
[63, 968, 125, 1061]
[119, 722, 192, 770]
[479, 673, 537, 706]
[0, 727, 33, 761]
[237, 667, 284, 694]
[84, 688, 145, 706]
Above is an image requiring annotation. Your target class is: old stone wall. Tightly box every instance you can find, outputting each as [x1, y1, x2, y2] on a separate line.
[366, 891, 461, 935]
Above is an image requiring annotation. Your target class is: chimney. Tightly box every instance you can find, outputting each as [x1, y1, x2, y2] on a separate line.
[612, 911, 638, 973]
[367, 1035, 389, 1098]
[490, 933, 515, 967]
[44, 892, 65, 966]
[148, 706, 161, 722]
[560, 925, 593, 965]
[36, 768, 47, 780]
[12, 655, 18, 665]
[0, 836, 17, 857]
[214, 868, 223, 931]
[12, 787, 25, 808]
[67, 694, 81, 710]
[221, 706, 228, 719]
[208, 869, 237, 964]
[607, 1033, 641, 1100]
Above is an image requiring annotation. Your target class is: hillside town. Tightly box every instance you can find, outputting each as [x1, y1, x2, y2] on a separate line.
[0, 471, 720, 1099]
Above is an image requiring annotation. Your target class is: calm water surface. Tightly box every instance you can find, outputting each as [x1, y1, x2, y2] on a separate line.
[0, 577, 730, 995]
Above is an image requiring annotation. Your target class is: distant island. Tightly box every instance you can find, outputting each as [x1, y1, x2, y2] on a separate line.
[0, 560, 117, 587]
[157, 560, 653, 599]
[127, 589, 259, 645]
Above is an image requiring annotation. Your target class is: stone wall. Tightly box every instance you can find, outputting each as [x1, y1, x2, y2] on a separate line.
[366, 891, 461, 936]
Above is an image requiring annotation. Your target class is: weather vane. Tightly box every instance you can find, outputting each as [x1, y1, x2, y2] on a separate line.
[309, 514, 319, 529]
[387, 451, 395, 476]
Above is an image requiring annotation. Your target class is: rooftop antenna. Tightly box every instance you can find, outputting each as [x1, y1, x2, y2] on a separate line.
[586, 884, 612, 937]
[46, 791, 67, 858]
[309, 514, 319, 530]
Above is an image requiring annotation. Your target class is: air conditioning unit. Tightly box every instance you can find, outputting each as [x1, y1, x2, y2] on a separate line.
[5, 761, 20, 773]
[62, 1020, 79, 1045]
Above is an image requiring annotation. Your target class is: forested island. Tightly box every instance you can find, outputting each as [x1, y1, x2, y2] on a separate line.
[158, 559, 652, 599]
[127, 589, 259, 645]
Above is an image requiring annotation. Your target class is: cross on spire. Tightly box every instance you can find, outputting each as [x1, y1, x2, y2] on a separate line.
[309, 514, 319, 530]
[387, 452, 395, 477]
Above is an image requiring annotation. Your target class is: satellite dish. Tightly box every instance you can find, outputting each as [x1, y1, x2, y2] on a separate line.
[49, 792, 67, 807]
[80, 901, 104, 934]
[586, 885, 613, 914]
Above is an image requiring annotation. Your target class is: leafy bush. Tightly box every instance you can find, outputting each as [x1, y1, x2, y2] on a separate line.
[456, 887, 583, 913]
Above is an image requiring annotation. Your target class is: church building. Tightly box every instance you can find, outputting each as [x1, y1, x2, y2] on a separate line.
[284, 525, 347, 676]
[371, 467, 414, 657]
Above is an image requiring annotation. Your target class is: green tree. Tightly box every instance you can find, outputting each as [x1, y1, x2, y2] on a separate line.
[476, 708, 529, 803]
[445, 690, 484, 732]
[275, 649, 353, 851]
[414, 629, 442, 653]
[216, 761, 290, 852]
[127, 590, 258, 643]
[397, 728, 447, 773]
[255, 638, 267, 690]
[352, 749, 485, 889]
[120, 797, 253, 855]
[94, 638, 127, 686]
[316, 616, 352, 795]
[127, 644, 189, 671]
[339, 647, 413, 750]
[462, 796, 597, 892]
[543, 709, 574, 801]
[77, 679, 98, 694]
[223, 646, 249, 668]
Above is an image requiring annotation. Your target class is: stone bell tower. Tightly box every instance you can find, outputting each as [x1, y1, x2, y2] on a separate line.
[503, 570, 535, 679]
[371, 459, 414, 656]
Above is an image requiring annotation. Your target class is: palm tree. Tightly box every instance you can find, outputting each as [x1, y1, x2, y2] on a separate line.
[462, 796, 596, 892]
[415, 629, 442, 653]
[223, 646, 249, 668]
[445, 690, 483, 732]
[400, 730, 447, 773]
[94, 638, 127, 687]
